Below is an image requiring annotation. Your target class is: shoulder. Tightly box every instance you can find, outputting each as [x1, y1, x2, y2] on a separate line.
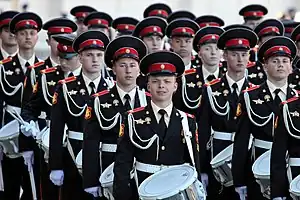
[58, 76, 77, 85]
[28, 61, 45, 70]
[281, 96, 299, 105]
[0, 57, 13, 65]
[92, 89, 110, 98]
[40, 67, 57, 74]
[242, 84, 260, 94]
[128, 107, 145, 115]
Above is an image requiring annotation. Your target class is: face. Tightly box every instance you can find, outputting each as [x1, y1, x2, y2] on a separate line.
[15, 29, 38, 49]
[143, 35, 163, 53]
[147, 75, 177, 103]
[76, 20, 88, 35]
[113, 58, 140, 87]
[171, 36, 193, 58]
[59, 55, 80, 72]
[296, 41, 300, 57]
[0, 27, 17, 46]
[224, 50, 249, 73]
[46, 36, 58, 56]
[244, 19, 262, 30]
[89, 27, 109, 37]
[264, 56, 292, 81]
[198, 43, 221, 66]
[80, 49, 105, 74]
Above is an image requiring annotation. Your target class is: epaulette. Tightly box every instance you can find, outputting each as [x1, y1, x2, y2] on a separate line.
[184, 68, 196, 75]
[242, 85, 260, 93]
[185, 112, 195, 118]
[247, 62, 256, 68]
[128, 107, 145, 114]
[204, 78, 221, 87]
[58, 76, 76, 84]
[191, 55, 196, 60]
[40, 67, 57, 74]
[281, 97, 299, 105]
[28, 61, 45, 69]
[0, 57, 12, 65]
[92, 90, 109, 97]
[145, 91, 151, 97]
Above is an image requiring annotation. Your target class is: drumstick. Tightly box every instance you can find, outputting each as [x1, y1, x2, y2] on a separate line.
[0, 160, 3, 191]
[28, 163, 37, 200]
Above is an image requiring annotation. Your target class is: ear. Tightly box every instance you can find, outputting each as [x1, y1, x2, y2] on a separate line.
[223, 50, 228, 61]
[197, 48, 202, 60]
[112, 65, 117, 75]
[173, 77, 178, 92]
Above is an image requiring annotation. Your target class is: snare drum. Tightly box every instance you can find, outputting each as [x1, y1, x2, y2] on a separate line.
[99, 162, 115, 200]
[252, 149, 271, 199]
[0, 120, 20, 158]
[75, 150, 82, 175]
[138, 164, 206, 200]
[290, 174, 300, 200]
[210, 144, 233, 187]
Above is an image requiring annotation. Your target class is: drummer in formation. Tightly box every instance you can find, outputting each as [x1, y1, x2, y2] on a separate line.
[0, 2, 300, 200]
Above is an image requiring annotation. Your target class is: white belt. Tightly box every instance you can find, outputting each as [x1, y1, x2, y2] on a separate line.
[253, 139, 273, 150]
[46, 120, 51, 127]
[100, 143, 117, 153]
[68, 131, 83, 141]
[135, 161, 185, 174]
[213, 131, 235, 141]
[5, 105, 47, 119]
[289, 158, 300, 167]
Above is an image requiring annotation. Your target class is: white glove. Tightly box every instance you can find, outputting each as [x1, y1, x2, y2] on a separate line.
[235, 186, 247, 200]
[22, 151, 34, 171]
[273, 198, 286, 200]
[84, 186, 102, 197]
[201, 173, 209, 192]
[49, 170, 64, 186]
[20, 120, 38, 137]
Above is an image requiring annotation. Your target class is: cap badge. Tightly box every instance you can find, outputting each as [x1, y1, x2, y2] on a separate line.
[279, 47, 283, 51]
[125, 49, 130, 53]
[182, 28, 186, 32]
[161, 64, 165, 69]
[212, 35, 216, 39]
[98, 20, 101, 24]
[238, 40, 243, 44]
[253, 12, 257, 16]
[158, 10, 162, 14]
[153, 27, 157, 31]
[63, 45, 68, 51]
[26, 21, 30, 25]
[93, 40, 97, 45]
[125, 25, 129, 29]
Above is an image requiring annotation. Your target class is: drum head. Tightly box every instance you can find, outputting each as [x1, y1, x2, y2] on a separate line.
[75, 150, 82, 168]
[210, 144, 233, 168]
[138, 164, 197, 199]
[99, 162, 115, 188]
[290, 174, 300, 195]
[252, 150, 271, 177]
[0, 120, 19, 138]
[41, 129, 50, 148]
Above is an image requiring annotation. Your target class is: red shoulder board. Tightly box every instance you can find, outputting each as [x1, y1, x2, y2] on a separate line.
[40, 67, 57, 74]
[185, 112, 195, 118]
[128, 107, 145, 114]
[191, 55, 196, 60]
[92, 90, 109, 97]
[58, 76, 76, 84]
[204, 78, 221, 87]
[219, 62, 223, 67]
[281, 97, 299, 105]
[145, 91, 151, 97]
[184, 68, 196, 75]
[28, 61, 45, 69]
[247, 62, 256, 68]
[0, 57, 12, 64]
[242, 85, 260, 93]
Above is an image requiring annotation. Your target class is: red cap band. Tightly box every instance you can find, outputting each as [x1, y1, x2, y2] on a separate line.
[199, 22, 220, 28]
[199, 34, 220, 44]
[264, 45, 291, 58]
[48, 26, 73, 34]
[15, 19, 38, 30]
[88, 19, 109, 27]
[79, 39, 104, 51]
[149, 63, 176, 73]
[75, 12, 88, 18]
[285, 27, 294, 34]
[225, 38, 250, 48]
[116, 24, 136, 31]
[258, 26, 280, 36]
[57, 44, 75, 53]
[140, 26, 162, 37]
[243, 11, 264, 17]
[113, 47, 139, 59]
[296, 34, 300, 41]
[0, 18, 11, 27]
[172, 27, 195, 36]
[148, 9, 169, 18]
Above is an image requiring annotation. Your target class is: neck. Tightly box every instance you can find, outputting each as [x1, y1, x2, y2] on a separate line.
[2, 44, 17, 55]
[117, 82, 136, 93]
[182, 56, 191, 66]
[203, 64, 218, 74]
[69, 64, 81, 73]
[19, 48, 34, 60]
[268, 78, 287, 88]
[227, 70, 245, 82]
[152, 99, 172, 109]
[82, 70, 101, 81]
[50, 52, 59, 64]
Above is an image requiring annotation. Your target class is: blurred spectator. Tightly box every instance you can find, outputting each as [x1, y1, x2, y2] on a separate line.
[288, 7, 297, 20]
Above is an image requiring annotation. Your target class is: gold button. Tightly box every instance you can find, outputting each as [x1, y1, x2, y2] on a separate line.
[161, 146, 165, 150]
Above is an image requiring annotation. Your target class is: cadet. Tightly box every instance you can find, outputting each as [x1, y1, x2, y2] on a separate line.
[232, 36, 297, 200]
[70, 5, 96, 35]
[143, 3, 172, 19]
[197, 28, 257, 200]
[291, 24, 300, 69]
[113, 51, 201, 200]
[83, 11, 113, 37]
[112, 17, 139, 37]
[83, 36, 150, 199]
[239, 4, 268, 30]
[48, 31, 111, 200]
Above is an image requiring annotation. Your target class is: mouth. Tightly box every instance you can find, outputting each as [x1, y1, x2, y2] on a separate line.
[125, 76, 133, 80]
